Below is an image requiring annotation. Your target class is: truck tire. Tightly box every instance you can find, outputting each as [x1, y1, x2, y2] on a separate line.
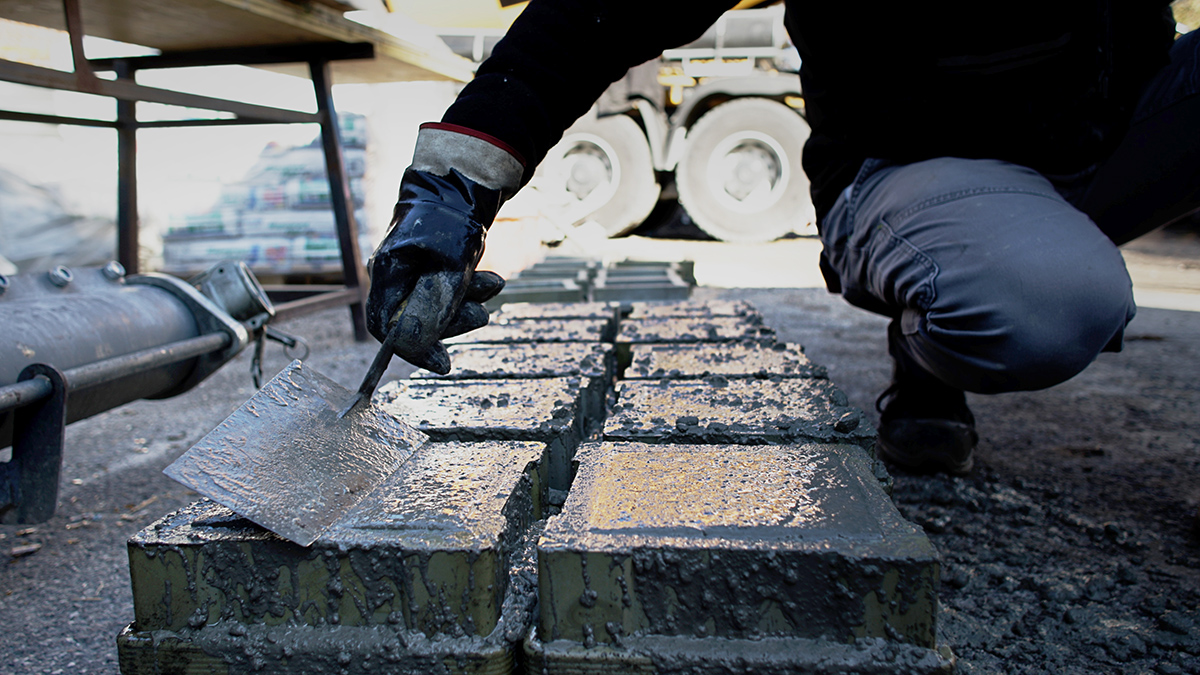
[537, 114, 660, 237]
[676, 98, 815, 243]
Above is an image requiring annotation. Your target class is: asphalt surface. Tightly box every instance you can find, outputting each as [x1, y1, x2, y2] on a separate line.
[2, 225, 1198, 674]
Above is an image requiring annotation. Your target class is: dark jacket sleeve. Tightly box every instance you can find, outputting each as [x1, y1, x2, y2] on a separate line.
[441, 0, 737, 186]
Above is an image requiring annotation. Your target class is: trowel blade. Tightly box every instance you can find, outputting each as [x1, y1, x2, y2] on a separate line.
[164, 360, 428, 546]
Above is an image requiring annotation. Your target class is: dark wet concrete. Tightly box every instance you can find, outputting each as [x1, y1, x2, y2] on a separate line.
[624, 341, 826, 380]
[492, 301, 621, 322]
[413, 342, 614, 381]
[533, 441, 945, 671]
[615, 316, 776, 346]
[604, 377, 874, 449]
[444, 318, 613, 345]
[121, 440, 545, 673]
[625, 299, 758, 320]
[4, 250, 1196, 674]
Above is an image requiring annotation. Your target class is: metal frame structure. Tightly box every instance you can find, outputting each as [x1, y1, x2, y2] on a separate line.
[0, 0, 371, 339]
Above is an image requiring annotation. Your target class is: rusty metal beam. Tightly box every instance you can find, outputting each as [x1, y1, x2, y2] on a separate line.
[88, 42, 375, 72]
[0, 58, 319, 123]
[0, 110, 117, 127]
[310, 57, 369, 341]
[270, 287, 362, 322]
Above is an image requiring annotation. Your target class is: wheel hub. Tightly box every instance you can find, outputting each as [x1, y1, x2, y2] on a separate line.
[707, 133, 789, 213]
[564, 143, 611, 201]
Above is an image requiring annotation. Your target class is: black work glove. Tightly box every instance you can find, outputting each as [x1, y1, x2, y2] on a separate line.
[365, 123, 524, 374]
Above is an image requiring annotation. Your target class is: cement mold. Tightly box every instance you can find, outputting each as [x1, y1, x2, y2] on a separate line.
[604, 378, 874, 448]
[120, 440, 545, 673]
[534, 442, 943, 670]
[415, 343, 614, 382]
[615, 316, 775, 346]
[523, 634, 954, 674]
[625, 342, 826, 380]
[376, 378, 589, 490]
[118, 623, 517, 674]
[487, 279, 586, 306]
[492, 302, 620, 323]
[445, 318, 612, 345]
[626, 300, 758, 320]
[412, 343, 615, 437]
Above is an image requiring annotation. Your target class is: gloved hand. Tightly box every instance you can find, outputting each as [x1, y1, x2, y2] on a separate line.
[366, 123, 524, 374]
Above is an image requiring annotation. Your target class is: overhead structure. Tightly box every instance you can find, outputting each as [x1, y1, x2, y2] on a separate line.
[0, 0, 474, 339]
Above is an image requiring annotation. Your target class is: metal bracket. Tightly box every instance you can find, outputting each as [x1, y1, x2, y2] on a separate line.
[1, 364, 67, 524]
[127, 274, 251, 399]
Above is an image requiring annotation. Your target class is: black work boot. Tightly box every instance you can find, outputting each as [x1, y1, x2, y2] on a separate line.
[875, 323, 978, 474]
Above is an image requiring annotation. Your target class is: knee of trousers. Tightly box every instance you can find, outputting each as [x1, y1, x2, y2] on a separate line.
[904, 260, 1136, 394]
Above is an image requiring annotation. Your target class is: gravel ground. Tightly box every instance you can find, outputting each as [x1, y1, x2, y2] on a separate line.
[2, 228, 1199, 674]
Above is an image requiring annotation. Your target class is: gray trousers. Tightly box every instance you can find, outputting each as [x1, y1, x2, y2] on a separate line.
[819, 30, 1200, 395]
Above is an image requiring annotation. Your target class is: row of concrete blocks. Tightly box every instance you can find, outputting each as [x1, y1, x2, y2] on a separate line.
[490, 258, 694, 305]
[117, 299, 952, 674]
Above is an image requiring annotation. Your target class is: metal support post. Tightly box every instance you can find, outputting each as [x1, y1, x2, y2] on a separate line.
[115, 59, 140, 274]
[310, 58, 369, 342]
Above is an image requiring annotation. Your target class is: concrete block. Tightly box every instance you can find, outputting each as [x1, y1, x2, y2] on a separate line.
[415, 343, 615, 381]
[592, 267, 691, 303]
[524, 633, 952, 674]
[446, 318, 612, 345]
[614, 316, 776, 371]
[119, 440, 545, 674]
[488, 279, 586, 308]
[625, 342, 827, 380]
[592, 282, 691, 303]
[626, 299, 757, 320]
[616, 316, 774, 345]
[532, 442, 947, 673]
[377, 378, 589, 490]
[412, 343, 615, 436]
[612, 259, 694, 286]
[492, 302, 621, 323]
[487, 305, 619, 342]
[604, 378, 874, 449]
[514, 267, 591, 281]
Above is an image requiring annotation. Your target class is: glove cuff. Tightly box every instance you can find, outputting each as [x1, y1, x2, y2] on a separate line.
[412, 122, 525, 202]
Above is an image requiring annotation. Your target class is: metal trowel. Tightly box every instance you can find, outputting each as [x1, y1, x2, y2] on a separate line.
[162, 282, 451, 547]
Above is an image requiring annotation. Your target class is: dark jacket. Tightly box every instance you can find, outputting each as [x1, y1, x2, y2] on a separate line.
[443, 0, 1176, 223]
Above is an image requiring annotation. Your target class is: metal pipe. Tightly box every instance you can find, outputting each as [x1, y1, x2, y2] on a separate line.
[66, 331, 231, 392]
[0, 379, 53, 415]
[0, 333, 232, 416]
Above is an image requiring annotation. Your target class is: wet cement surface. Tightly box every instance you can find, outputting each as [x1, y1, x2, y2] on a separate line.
[605, 378, 874, 448]
[535, 441, 942, 668]
[413, 342, 614, 381]
[128, 440, 544, 640]
[624, 341, 825, 380]
[2, 228, 1198, 673]
[444, 318, 613, 345]
[624, 299, 758, 320]
[375, 378, 584, 442]
[491, 301, 621, 322]
[615, 315, 776, 346]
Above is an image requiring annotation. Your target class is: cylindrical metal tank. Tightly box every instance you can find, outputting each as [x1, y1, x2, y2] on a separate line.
[0, 262, 254, 449]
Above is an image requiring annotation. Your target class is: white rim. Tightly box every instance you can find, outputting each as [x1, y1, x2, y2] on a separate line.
[547, 131, 622, 221]
[703, 130, 790, 215]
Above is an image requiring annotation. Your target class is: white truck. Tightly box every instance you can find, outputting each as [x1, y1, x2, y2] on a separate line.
[437, 2, 816, 243]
